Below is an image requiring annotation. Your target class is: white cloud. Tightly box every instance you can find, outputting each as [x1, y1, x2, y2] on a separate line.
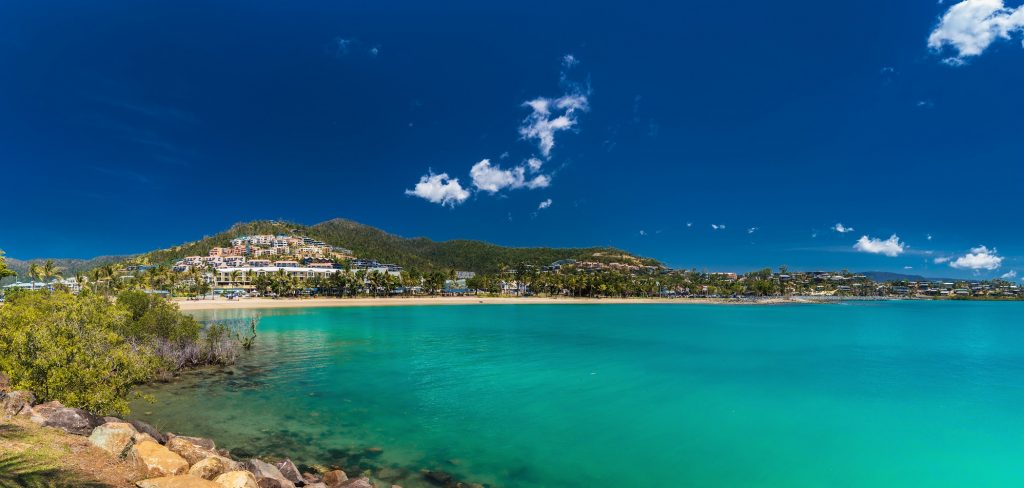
[928, 0, 1024, 62]
[747, 227, 758, 234]
[934, 256, 952, 264]
[639, 230, 647, 236]
[927, 234, 934, 241]
[711, 224, 726, 230]
[526, 157, 543, 172]
[520, 93, 589, 158]
[686, 222, 693, 228]
[854, 235, 906, 257]
[405, 172, 470, 207]
[1001, 270, 1018, 279]
[562, 54, 579, 68]
[949, 245, 1003, 270]
[538, 198, 552, 210]
[832, 223, 855, 233]
[904, 266, 914, 270]
[469, 159, 550, 193]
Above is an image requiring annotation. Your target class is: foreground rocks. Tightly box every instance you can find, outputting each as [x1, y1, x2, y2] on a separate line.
[0, 390, 35, 419]
[190, 455, 240, 480]
[29, 401, 103, 435]
[243, 458, 296, 488]
[167, 433, 221, 464]
[136, 475, 222, 488]
[214, 470, 260, 488]
[129, 440, 190, 477]
[88, 421, 140, 457]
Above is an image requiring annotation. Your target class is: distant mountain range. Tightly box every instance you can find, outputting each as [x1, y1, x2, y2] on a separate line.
[858, 271, 959, 283]
[4, 219, 652, 278]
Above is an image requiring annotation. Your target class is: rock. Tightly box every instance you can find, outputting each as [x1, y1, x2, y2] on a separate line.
[88, 422, 139, 457]
[274, 459, 303, 485]
[0, 391, 36, 419]
[243, 458, 296, 488]
[129, 440, 190, 477]
[104, 416, 123, 423]
[365, 447, 383, 454]
[167, 435, 220, 464]
[190, 455, 240, 480]
[136, 475, 222, 488]
[135, 432, 161, 444]
[423, 471, 453, 485]
[339, 478, 372, 488]
[130, 419, 167, 444]
[322, 470, 348, 487]
[29, 401, 103, 435]
[214, 471, 260, 488]
[302, 472, 322, 484]
[305, 484, 327, 488]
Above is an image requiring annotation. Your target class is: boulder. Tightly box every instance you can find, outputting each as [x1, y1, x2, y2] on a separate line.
[190, 455, 240, 480]
[243, 458, 296, 488]
[322, 470, 348, 487]
[214, 471, 260, 488]
[305, 484, 327, 488]
[167, 435, 219, 464]
[339, 478, 372, 488]
[29, 401, 103, 435]
[423, 471, 452, 485]
[0, 391, 36, 419]
[274, 459, 303, 485]
[130, 419, 167, 444]
[88, 422, 139, 457]
[129, 440, 190, 477]
[136, 475, 222, 488]
[167, 432, 215, 449]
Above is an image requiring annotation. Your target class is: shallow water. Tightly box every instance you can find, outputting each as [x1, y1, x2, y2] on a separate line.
[131, 302, 1024, 487]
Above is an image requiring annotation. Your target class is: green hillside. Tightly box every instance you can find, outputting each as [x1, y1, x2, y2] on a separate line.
[4, 255, 131, 281]
[133, 218, 657, 274]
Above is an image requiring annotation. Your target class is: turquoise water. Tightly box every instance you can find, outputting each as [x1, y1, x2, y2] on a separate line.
[131, 302, 1024, 487]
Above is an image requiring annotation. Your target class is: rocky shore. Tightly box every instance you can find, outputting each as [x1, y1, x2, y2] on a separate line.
[1, 386, 482, 488]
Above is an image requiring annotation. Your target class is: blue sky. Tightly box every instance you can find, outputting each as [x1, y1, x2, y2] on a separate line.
[1, 0, 1021, 279]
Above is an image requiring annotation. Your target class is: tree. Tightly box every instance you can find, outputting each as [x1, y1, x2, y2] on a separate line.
[0, 249, 15, 280]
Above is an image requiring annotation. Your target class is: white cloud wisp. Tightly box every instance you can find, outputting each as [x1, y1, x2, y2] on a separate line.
[928, 0, 1024, 63]
[405, 172, 470, 207]
[949, 245, 1003, 270]
[854, 235, 906, 257]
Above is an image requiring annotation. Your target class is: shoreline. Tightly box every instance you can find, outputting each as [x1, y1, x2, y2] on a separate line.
[173, 295, 803, 311]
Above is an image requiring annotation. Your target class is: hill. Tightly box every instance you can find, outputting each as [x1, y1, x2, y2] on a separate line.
[858, 271, 958, 283]
[134, 218, 658, 274]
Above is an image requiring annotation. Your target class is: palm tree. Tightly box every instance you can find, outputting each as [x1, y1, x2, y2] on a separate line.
[27, 263, 43, 283]
[42, 259, 62, 283]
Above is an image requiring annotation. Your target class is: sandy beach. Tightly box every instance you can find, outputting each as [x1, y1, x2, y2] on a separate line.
[173, 295, 799, 311]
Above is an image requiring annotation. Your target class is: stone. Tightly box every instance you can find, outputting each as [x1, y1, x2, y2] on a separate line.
[274, 459, 303, 485]
[130, 419, 167, 444]
[322, 470, 348, 487]
[214, 471, 260, 488]
[129, 440, 190, 477]
[167, 433, 215, 449]
[0, 391, 36, 419]
[135, 432, 160, 444]
[339, 478, 372, 488]
[136, 475, 223, 488]
[423, 471, 452, 485]
[302, 472, 322, 483]
[167, 435, 220, 464]
[29, 401, 103, 435]
[88, 422, 139, 457]
[190, 455, 240, 480]
[243, 458, 296, 488]
[305, 484, 327, 488]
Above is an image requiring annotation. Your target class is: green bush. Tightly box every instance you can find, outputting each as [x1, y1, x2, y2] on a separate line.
[0, 291, 160, 415]
[0, 290, 244, 416]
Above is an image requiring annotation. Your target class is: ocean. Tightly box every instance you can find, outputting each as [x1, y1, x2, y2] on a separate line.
[130, 302, 1024, 487]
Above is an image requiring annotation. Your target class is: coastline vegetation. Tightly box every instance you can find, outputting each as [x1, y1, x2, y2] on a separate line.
[0, 288, 250, 416]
